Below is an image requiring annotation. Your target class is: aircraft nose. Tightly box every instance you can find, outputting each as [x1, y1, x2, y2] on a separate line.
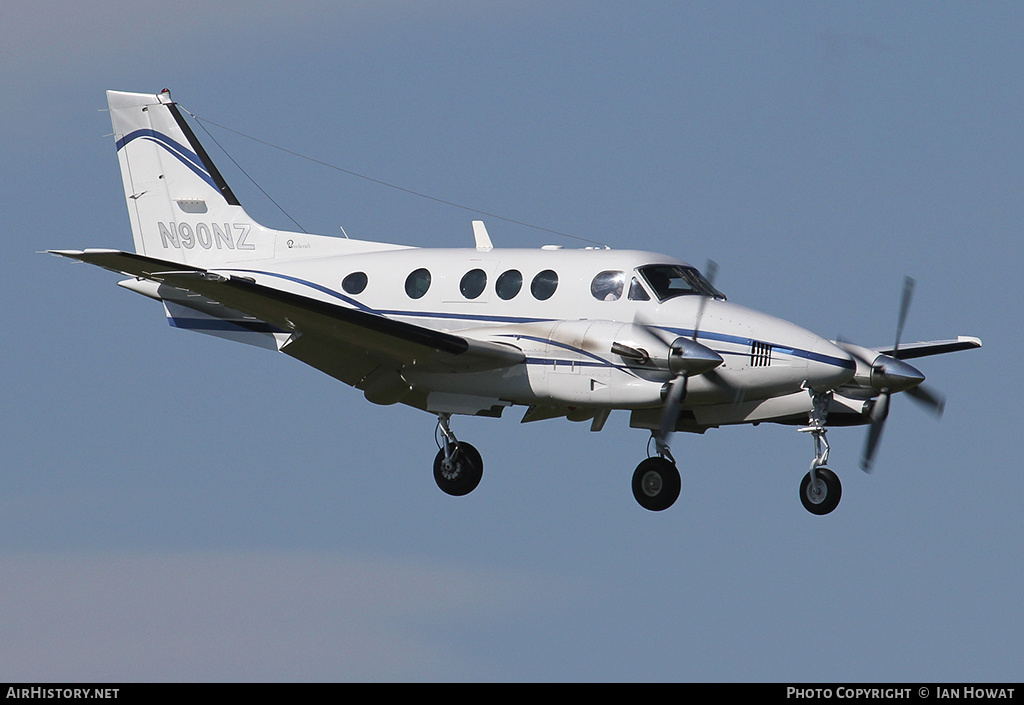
[806, 338, 857, 391]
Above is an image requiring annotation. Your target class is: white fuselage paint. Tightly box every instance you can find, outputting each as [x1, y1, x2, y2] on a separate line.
[209, 245, 856, 420]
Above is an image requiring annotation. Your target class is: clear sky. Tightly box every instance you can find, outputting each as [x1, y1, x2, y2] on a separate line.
[2, 1, 1020, 682]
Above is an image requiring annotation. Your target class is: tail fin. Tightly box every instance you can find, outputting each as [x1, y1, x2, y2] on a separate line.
[108, 89, 278, 266]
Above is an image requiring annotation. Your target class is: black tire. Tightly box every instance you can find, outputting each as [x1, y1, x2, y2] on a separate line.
[800, 466, 842, 515]
[631, 457, 681, 511]
[433, 442, 483, 497]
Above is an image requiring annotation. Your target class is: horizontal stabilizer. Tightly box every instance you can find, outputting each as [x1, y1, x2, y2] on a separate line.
[48, 249, 204, 278]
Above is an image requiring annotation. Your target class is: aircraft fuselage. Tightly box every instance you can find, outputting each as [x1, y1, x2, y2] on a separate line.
[203, 245, 856, 424]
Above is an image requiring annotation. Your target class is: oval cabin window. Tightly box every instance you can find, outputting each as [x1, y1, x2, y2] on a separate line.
[495, 269, 523, 300]
[405, 268, 431, 299]
[342, 271, 368, 295]
[460, 269, 487, 299]
[531, 270, 559, 300]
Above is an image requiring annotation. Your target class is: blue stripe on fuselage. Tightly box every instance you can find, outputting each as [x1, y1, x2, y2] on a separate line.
[658, 327, 855, 370]
[206, 271, 853, 371]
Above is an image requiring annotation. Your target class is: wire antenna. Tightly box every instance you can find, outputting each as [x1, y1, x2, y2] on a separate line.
[180, 107, 308, 233]
[181, 105, 609, 248]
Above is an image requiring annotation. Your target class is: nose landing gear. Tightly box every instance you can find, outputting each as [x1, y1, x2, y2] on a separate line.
[800, 466, 842, 515]
[797, 390, 843, 515]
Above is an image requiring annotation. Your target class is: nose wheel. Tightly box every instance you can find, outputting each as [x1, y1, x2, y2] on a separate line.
[800, 466, 842, 515]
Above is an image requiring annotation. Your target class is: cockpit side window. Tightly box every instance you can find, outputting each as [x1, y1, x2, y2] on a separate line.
[591, 271, 625, 301]
[637, 265, 725, 302]
[628, 276, 650, 301]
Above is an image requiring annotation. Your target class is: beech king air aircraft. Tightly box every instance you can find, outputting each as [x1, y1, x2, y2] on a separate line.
[51, 90, 982, 515]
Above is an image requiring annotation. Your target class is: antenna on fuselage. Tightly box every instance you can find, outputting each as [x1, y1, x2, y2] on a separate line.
[472, 220, 493, 252]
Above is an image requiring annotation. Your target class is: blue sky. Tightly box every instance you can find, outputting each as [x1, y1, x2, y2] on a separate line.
[2, 1, 1020, 681]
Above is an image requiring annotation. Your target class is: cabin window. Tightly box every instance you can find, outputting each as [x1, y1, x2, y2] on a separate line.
[460, 269, 487, 299]
[495, 269, 523, 300]
[531, 270, 559, 300]
[405, 268, 431, 299]
[342, 271, 368, 295]
[591, 271, 625, 301]
[628, 276, 650, 301]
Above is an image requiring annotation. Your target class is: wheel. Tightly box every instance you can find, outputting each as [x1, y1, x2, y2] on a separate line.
[800, 466, 842, 515]
[433, 442, 483, 496]
[632, 457, 681, 511]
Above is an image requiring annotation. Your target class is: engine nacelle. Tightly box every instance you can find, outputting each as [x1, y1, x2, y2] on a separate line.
[609, 324, 723, 377]
[836, 341, 925, 394]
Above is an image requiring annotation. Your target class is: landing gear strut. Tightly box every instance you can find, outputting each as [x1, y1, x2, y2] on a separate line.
[433, 413, 483, 497]
[797, 390, 842, 515]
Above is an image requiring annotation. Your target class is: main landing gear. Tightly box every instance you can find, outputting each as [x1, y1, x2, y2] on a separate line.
[631, 433, 682, 512]
[632, 455, 681, 511]
[432, 413, 483, 497]
[797, 390, 843, 515]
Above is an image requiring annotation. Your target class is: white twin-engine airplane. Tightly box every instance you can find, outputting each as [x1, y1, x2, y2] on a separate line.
[52, 90, 982, 515]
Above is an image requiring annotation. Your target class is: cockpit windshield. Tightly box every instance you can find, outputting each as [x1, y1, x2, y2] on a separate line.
[637, 264, 726, 302]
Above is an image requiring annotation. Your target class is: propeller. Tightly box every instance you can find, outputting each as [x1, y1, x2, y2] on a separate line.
[862, 392, 890, 472]
[653, 260, 721, 460]
[851, 276, 945, 472]
[906, 384, 945, 414]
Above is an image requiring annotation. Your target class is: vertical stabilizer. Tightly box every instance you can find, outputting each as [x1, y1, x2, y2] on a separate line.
[108, 89, 276, 266]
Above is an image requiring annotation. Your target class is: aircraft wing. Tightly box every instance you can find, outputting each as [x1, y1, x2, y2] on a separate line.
[875, 336, 982, 360]
[50, 249, 525, 388]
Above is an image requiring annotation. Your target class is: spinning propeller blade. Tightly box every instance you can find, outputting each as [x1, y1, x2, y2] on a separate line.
[654, 260, 721, 458]
[658, 374, 689, 451]
[907, 384, 945, 416]
[858, 276, 934, 472]
[692, 260, 717, 343]
[861, 392, 889, 473]
[894, 276, 914, 355]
